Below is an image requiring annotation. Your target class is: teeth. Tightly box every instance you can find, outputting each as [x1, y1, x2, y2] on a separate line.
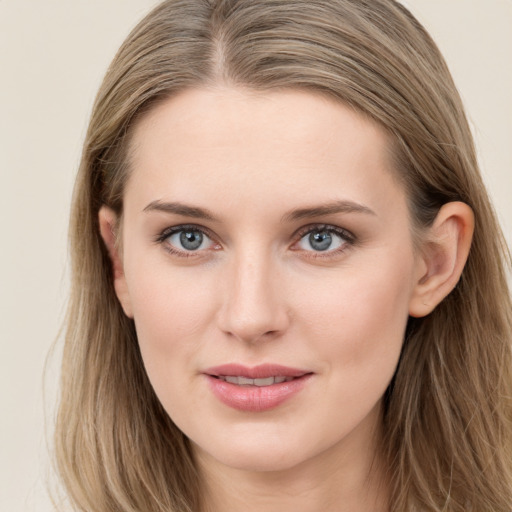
[254, 377, 274, 386]
[219, 376, 295, 386]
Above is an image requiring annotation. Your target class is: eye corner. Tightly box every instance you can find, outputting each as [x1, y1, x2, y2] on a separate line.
[290, 224, 356, 259]
[155, 224, 221, 258]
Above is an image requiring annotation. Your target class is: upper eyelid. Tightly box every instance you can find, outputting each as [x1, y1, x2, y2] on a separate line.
[156, 224, 216, 242]
[294, 223, 355, 241]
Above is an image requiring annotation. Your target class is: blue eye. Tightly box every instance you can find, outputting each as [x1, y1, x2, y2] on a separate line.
[161, 227, 216, 253]
[296, 227, 350, 253]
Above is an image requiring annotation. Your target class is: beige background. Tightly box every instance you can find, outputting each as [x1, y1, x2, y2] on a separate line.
[1, 1, 510, 510]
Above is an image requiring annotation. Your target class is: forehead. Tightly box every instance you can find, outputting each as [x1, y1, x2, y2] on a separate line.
[125, 87, 404, 220]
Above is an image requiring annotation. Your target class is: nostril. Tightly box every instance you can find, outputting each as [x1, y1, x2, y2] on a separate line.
[225, 328, 283, 344]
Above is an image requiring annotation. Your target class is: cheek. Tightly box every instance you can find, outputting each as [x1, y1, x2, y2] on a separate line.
[124, 260, 218, 377]
[299, 258, 413, 384]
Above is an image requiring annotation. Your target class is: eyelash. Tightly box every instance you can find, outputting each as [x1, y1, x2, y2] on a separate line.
[155, 223, 356, 259]
[293, 224, 356, 259]
[155, 224, 219, 258]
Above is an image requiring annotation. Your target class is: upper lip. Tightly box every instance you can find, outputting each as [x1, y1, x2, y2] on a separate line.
[204, 363, 311, 379]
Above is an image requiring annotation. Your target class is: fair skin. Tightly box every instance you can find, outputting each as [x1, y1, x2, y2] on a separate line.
[99, 87, 473, 512]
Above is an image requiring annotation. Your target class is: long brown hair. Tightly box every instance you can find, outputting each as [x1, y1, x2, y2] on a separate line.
[55, 1, 512, 510]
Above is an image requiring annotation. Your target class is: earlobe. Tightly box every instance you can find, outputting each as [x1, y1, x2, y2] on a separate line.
[98, 206, 134, 318]
[409, 202, 474, 318]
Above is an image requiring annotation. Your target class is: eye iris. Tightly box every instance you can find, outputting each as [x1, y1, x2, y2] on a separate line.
[309, 230, 332, 251]
[180, 230, 203, 250]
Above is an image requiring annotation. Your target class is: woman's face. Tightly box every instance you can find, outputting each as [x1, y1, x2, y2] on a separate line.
[112, 88, 425, 474]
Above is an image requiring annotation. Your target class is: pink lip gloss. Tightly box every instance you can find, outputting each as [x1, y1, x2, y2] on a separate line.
[203, 364, 313, 412]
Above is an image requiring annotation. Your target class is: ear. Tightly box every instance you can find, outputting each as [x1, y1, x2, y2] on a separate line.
[409, 201, 474, 318]
[98, 206, 133, 318]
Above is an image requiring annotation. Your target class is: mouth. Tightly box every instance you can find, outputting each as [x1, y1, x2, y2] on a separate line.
[203, 364, 313, 412]
[205, 362, 309, 376]
[211, 375, 297, 386]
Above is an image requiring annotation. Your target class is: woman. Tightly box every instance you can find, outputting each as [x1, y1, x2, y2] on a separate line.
[55, 1, 512, 511]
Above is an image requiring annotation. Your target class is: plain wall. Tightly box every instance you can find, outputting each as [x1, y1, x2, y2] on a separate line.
[0, 1, 510, 510]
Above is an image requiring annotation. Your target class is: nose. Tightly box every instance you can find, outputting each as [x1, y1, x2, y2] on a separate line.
[216, 251, 290, 344]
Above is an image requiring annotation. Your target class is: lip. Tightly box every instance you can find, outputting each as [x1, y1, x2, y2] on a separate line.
[205, 363, 310, 379]
[203, 364, 313, 412]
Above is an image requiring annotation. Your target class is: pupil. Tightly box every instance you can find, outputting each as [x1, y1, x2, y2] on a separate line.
[309, 231, 332, 251]
[180, 230, 203, 250]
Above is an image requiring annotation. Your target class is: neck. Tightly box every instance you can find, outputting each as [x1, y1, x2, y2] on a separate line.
[196, 407, 390, 512]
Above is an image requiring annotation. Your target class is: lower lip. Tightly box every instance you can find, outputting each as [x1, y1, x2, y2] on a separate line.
[205, 374, 312, 412]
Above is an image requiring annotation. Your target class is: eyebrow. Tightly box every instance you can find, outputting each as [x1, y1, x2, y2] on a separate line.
[143, 200, 216, 220]
[143, 199, 376, 222]
[281, 200, 376, 222]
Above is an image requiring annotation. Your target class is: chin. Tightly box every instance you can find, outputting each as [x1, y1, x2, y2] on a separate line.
[193, 433, 314, 474]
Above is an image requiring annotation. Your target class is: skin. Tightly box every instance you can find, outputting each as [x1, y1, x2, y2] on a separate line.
[99, 87, 474, 512]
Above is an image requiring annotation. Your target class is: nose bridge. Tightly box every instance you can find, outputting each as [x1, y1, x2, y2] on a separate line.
[218, 244, 289, 343]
